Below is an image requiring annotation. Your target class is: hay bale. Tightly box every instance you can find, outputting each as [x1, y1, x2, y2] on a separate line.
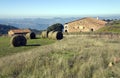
[26, 32, 36, 39]
[52, 31, 63, 40]
[48, 31, 54, 39]
[10, 35, 27, 47]
[41, 31, 48, 38]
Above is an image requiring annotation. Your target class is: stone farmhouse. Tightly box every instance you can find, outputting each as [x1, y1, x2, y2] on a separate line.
[64, 17, 107, 33]
[8, 29, 31, 36]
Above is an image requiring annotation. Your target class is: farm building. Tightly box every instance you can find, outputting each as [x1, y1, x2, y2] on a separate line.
[8, 29, 31, 36]
[64, 17, 107, 33]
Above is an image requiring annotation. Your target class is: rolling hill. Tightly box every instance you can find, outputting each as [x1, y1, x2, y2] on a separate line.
[0, 16, 120, 30]
[0, 24, 18, 35]
[0, 24, 41, 35]
[0, 17, 82, 30]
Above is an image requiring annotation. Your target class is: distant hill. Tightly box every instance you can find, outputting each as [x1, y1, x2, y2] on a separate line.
[0, 16, 120, 30]
[29, 28, 42, 34]
[0, 24, 41, 35]
[0, 17, 80, 30]
[0, 24, 18, 35]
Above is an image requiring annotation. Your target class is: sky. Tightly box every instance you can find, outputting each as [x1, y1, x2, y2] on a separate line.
[0, 0, 120, 18]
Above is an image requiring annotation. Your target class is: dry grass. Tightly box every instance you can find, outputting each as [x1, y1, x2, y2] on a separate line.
[0, 36, 120, 78]
[41, 31, 48, 38]
[48, 31, 54, 39]
[52, 31, 63, 40]
[26, 32, 36, 39]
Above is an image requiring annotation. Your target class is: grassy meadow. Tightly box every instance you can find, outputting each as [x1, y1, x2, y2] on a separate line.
[97, 20, 120, 33]
[0, 35, 120, 78]
[0, 36, 55, 57]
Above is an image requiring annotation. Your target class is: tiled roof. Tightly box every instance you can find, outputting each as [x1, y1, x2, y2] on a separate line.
[9, 29, 31, 34]
[65, 17, 107, 27]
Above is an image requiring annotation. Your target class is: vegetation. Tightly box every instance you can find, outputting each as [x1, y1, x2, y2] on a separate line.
[0, 35, 120, 78]
[0, 36, 55, 57]
[97, 20, 120, 33]
[97, 26, 120, 33]
[0, 19, 120, 78]
[0, 24, 18, 35]
[47, 23, 64, 32]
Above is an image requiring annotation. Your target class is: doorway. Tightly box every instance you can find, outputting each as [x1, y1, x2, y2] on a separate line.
[65, 30, 68, 32]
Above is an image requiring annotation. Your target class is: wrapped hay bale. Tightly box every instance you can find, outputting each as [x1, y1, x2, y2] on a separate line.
[48, 31, 54, 39]
[52, 31, 63, 40]
[26, 32, 36, 39]
[41, 31, 48, 38]
[10, 35, 27, 47]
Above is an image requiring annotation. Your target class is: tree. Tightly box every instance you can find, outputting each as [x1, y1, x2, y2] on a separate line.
[47, 23, 64, 32]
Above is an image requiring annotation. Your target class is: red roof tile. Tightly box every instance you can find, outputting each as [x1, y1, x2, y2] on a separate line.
[9, 29, 31, 34]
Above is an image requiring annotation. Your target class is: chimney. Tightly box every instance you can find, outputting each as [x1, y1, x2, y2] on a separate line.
[97, 16, 99, 20]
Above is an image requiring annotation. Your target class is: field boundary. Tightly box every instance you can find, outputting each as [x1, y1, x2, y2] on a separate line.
[64, 33, 120, 39]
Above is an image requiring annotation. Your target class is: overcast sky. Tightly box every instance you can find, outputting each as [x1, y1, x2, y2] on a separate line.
[0, 0, 120, 18]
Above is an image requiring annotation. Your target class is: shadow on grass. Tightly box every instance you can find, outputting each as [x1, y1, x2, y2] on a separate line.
[28, 37, 41, 40]
[26, 44, 41, 46]
[33, 37, 41, 39]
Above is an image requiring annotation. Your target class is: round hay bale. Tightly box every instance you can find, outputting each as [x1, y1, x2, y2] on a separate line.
[26, 32, 36, 39]
[10, 35, 27, 47]
[41, 31, 48, 38]
[48, 31, 54, 39]
[52, 31, 63, 40]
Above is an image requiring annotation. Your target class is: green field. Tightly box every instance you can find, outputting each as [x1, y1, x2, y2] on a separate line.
[0, 35, 120, 78]
[97, 20, 120, 33]
[0, 20, 120, 78]
[0, 36, 55, 57]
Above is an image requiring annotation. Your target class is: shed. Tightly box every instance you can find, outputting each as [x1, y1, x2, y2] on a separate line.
[8, 29, 31, 36]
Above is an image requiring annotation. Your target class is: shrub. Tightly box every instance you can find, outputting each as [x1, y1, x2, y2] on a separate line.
[10, 35, 27, 47]
[47, 23, 64, 32]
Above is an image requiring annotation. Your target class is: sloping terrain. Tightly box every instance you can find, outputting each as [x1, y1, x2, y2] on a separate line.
[97, 20, 120, 33]
[0, 24, 18, 35]
[0, 36, 120, 78]
[0, 36, 55, 57]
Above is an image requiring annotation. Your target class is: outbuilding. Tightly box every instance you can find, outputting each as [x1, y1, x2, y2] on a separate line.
[64, 17, 107, 33]
[8, 29, 31, 36]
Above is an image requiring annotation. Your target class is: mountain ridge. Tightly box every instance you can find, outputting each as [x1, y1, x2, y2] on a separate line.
[0, 24, 18, 35]
[0, 16, 120, 30]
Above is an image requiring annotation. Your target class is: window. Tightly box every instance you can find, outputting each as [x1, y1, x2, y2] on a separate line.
[65, 26, 67, 28]
[65, 30, 68, 32]
[79, 26, 85, 29]
[91, 28, 94, 32]
[83, 27, 85, 29]
[64, 25, 68, 29]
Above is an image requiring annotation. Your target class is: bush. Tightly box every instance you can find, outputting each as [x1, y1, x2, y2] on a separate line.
[47, 23, 64, 32]
[10, 35, 27, 47]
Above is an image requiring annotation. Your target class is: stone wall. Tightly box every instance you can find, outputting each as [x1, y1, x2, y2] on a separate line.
[64, 17, 107, 33]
